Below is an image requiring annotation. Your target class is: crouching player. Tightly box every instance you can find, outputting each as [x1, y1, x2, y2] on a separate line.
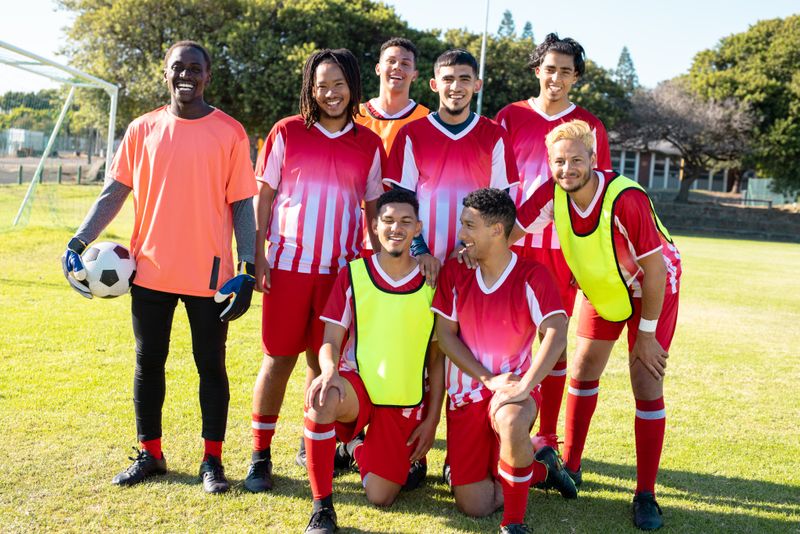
[302, 189, 444, 533]
[434, 188, 576, 533]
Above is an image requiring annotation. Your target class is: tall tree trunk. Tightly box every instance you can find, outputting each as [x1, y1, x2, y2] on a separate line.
[675, 174, 695, 203]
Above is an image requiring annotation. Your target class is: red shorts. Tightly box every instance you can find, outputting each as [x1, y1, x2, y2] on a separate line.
[512, 245, 577, 317]
[261, 269, 338, 356]
[446, 387, 542, 487]
[336, 371, 422, 486]
[576, 289, 679, 351]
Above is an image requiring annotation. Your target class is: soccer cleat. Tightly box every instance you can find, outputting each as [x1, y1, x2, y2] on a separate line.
[401, 460, 427, 492]
[534, 446, 577, 499]
[305, 507, 338, 533]
[633, 491, 663, 531]
[565, 465, 583, 488]
[334, 431, 363, 471]
[296, 436, 307, 469]
[199, 455, 230, 494]
[500, 523, 531, 533]
[244, 449, 273, 493]
[442, 463, 452, 488]
[111, 448, 167, 486]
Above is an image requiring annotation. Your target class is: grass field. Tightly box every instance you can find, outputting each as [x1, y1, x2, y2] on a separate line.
[0, 184, 798, 533]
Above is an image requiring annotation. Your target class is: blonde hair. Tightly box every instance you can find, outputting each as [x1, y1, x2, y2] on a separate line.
[545, 119, 594, 156]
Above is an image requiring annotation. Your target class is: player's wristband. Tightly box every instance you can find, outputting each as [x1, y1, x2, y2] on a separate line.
[638, 318, 658, 333]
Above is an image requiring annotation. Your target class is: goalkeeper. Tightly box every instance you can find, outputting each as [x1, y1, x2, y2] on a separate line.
[61, 41, 257, 494]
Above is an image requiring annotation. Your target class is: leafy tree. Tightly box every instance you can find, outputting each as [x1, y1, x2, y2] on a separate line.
[618, 79, 754, 202]
[688, 15, 800, 194]
[614, 46, 639, 96]
[497, 10, 516, 38]
[521, 22, 534, 42]
[571, 60, 630, 130]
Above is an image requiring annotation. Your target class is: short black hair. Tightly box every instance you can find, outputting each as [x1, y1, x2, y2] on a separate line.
[463, 188, 516, 238]
[164, 40, 211, 70]
[299, 48, 362, 129]
[377, 188, 419, 218]
[528, 33, 586, 77]
[434, 48, 478, 77]
[380, 37, 418, 65]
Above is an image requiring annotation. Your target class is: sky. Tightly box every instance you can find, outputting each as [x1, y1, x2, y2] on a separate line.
[0, 0, 798, 94]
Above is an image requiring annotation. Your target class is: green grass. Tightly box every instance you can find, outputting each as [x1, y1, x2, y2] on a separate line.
[0, 184, 798, 532]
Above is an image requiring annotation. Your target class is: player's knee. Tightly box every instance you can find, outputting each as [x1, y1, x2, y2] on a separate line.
[365, 487, 398, 508]
[454, 493, 495, 517]
[493, 403, 533, 438]
[630, 366, 663, 399]
[305, 392, 338, 422]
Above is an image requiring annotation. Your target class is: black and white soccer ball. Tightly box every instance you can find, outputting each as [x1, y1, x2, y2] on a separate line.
[80, 241, 136, 298]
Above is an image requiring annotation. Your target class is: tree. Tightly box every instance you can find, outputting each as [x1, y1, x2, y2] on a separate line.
[497, 10, 515, 38]
[521, 22, 534, 42]
[57, 0, 430, 136]
[688, 15, 800, 194]
[618, 79, 754, 202]
[614, 46, 639, 96]
[571, 60, 630, 130]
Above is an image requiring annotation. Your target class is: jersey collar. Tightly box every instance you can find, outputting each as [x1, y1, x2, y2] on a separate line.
[426, 112, 479, 141]
[313, 121, 354, 139]
[475, 252, 517, 294]
[370, 254, 420, 288]
[367, 98, 417, 119]
[569, 171, 605, 218]
[527, 98, 576, 122]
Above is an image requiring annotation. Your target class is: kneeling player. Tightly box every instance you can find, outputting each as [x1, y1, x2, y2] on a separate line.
[303, 189, 444, 533]
[433, 188, 575, 533]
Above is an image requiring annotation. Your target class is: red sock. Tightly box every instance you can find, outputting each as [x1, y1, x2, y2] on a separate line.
[252, 413, 278, 451]
[530, 461, 547, 485]
[304, 418, 336, 500]
[538, 359, 568, 438]
[203, 439, 223, 461]
[635, 397, 665, 494]
[498, 459, 533, 526]
[563, 378, 600, 472]
[141, 438, 162, 459]
[352, 442, 364, 466]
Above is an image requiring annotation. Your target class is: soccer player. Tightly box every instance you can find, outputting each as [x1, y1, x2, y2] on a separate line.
[355, 37, 430, 257]
[434, 188, 576, 533]
[245, 49, 386, 493]
[356, 37, 430, 154]
[61, 41, 257, 494]
[510, 120, 681, 530]
[302, 189, 443, 533]
[495, 33, 612, 454]
[384, 48, 519, 285]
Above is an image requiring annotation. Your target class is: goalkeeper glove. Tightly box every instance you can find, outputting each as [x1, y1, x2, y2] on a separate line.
[61, 237, 92, 299]
[214, 260, 255, 322]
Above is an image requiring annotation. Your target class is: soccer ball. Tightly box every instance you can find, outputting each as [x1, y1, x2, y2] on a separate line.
[79, 241, 136, 298]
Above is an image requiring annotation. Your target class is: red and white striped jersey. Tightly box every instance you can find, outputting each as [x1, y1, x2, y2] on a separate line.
[384, 114, 519, 262]
[432, 253, 566, 407]
[516, 172, 682, 297]
[495, 99, 611, 250]
[255, 116, 386, 274]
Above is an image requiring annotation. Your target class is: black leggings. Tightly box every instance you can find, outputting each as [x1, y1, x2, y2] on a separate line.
[131, 285, 229, 442]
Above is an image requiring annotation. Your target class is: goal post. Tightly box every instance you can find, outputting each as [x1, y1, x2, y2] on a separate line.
[0, 40, 118, 227]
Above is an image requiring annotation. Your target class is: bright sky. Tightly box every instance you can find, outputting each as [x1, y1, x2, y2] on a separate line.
[1, 0, 797, 94]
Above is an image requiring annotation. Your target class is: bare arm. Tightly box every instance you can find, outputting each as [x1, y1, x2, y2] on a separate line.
[254, 182, 276, 293]
[408, 342, 445, 462]
[364, 199, 381, 253]
[306, 321, 349, 407]
[629, 250, 669, 379]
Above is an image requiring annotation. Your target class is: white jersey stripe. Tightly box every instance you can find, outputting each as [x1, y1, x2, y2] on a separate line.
[303, 427, 336, 441]
[568, 386, 600, 397]
[636, 408, 666, 420]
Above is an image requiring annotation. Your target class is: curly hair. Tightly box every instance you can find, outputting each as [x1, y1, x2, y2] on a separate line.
[527, 33, 585, 77]
[380, 37, 418, 65]
[463, 188, 517, 238]
[299, 48, 362, 129]
[377, 188, 419, 218]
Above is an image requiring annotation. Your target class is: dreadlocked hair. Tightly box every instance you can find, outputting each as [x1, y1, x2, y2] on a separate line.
[299, 48, 362, 129]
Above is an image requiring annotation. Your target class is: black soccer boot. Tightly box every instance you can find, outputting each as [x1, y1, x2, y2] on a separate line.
[111, 448, 167, 486]
[244, 448, 273, 492]
[199, 455, 230, 494]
